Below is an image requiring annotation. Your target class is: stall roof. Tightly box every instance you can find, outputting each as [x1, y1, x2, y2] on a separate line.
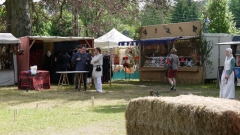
[215, 41, 240, 45]
[118, 36, 197, 46]
[0, 33, 20, 44]
[28, 36, 94, 42]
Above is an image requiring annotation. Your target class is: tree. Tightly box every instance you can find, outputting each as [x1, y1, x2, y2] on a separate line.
[196, 32, 213, 84]
[202, 0, 238, 34]
[5, 0, 32, 37]
[171, 0, 201, 23]
[0, 5, 6, 32]
[31, 2, 52, 36]
[139, 0, 173, 26]
[229, 0, 240, 28]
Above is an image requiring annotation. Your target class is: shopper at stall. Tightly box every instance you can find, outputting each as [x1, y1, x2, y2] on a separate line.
[43, 51, 53, 72]
[163, 58, 168, 84]
[71, 46, 88, 91]
[63, 51, 71, 71]
[167, 48, 179, 91]
[220, 48, 236, 99]
[91, 47, 103, 93]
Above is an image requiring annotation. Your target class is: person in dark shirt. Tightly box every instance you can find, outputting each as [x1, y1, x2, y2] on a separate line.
[85, 50, 92, 78]
[71, 46, 88, 91]
[63, 51, 71, 71]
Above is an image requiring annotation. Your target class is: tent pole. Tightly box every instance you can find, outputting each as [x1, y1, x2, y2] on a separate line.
[29, 40, 36, 49]
[217, 44, 220, 88]
[110, 55, 112, 89]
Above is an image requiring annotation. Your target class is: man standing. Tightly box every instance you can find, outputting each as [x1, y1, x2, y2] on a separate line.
[71, 46, 87, 91]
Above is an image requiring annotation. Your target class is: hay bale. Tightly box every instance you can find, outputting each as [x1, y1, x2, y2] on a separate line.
[125, 95, 240, 135]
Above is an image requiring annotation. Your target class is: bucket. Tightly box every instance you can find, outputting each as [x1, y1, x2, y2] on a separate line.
[30, 65, 37, 75]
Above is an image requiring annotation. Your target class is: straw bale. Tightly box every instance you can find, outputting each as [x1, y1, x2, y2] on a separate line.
[125, 95, 240, 135]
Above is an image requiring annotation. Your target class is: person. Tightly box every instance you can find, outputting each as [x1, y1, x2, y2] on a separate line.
[220, 48, 236, 99]
[85, 50, 92, 78]
[91, 47, 103, 93]
[163, 57, 168, 84]
[167, 48, 179, 91]
[71, 46, 88, 91]
[43, 51, 53, 72]
[63, 51, 71, 71]
[55, 50, 64, 71]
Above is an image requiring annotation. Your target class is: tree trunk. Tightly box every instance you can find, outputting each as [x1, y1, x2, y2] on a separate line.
[72, 2, 79, 36]
[6, 0, 31, 37]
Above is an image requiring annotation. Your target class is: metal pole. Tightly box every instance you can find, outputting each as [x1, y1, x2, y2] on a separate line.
[217, 44, 220, 88]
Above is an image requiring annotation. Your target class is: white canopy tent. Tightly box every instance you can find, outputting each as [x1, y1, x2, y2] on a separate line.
[0, 33, 20, 86]
[0, 33, 20, 44]
[94, 28, 133, 48]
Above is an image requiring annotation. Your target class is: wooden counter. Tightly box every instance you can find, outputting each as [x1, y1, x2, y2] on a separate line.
[139, 67, 203, 84]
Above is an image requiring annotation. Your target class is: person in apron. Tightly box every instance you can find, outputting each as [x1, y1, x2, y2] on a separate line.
[220, 48, 236, 99]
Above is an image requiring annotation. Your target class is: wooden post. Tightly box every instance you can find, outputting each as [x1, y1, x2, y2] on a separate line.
[110, 54, 112, 89]
[36, 102, 38, 109]
[91, 96, 94, 106]
[15, 109, 18, 114]
[14, 109, 16, 122]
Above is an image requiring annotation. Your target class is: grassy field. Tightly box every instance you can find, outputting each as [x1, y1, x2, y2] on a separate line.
[0, 81, 240, 135]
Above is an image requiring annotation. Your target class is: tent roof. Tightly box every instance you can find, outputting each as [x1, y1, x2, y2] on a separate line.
[95, 28, 133, 43]
[28, 36, 94, 42]
[215, 41, 240, 45]
[233, 36, 240, 41]
[0, 33, 20, 44]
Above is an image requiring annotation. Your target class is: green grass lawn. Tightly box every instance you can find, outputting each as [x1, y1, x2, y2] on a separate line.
[0, 81, 239, 135]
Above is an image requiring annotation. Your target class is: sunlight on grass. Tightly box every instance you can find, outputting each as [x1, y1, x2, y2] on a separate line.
[0, 81, 238, 135]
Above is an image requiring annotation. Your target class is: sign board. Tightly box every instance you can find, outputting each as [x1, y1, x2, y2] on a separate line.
[140, 21, 201, 39]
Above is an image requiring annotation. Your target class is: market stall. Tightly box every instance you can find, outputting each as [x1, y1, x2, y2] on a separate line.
[127, 21, 203, 84]
[94, 28, 139, 80]
[94, 28, 133, 48]
[0, 33, 20, 86]
[17, 36, 94, 83]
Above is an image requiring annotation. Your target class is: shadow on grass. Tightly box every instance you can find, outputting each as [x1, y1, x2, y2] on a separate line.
[92, 104, 126, 114]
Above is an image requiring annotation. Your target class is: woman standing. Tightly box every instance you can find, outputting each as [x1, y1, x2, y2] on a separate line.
[220, 48, 236, 99]
[91, 47, 103, 93]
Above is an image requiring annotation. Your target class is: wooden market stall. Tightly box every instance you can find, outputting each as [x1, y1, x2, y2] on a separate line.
[17, 36, 94, 83]
[138, 21, 203, 84]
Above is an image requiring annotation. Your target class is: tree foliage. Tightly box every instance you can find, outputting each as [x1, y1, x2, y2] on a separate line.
[229, 0, 240, 28]
[202, 0, 238, 34]
[139, 0, 173, 26]
[171, 0, 201, 23]
[196, 32, 213, 84]
[0, 5, 6, 32]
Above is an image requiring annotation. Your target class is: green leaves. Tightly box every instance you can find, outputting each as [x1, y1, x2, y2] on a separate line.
[202, 0, 239, 35]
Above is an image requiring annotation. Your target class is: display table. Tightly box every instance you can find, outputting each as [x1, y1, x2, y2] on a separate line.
[18, 70, 50, 90]
[56, 71, 89, 91]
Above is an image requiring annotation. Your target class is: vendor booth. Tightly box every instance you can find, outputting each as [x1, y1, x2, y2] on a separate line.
[17, 36, 94, 85]
[94, 28, 133, 48]
[120, 21, 204, 84]
[0, 33, 20, 86]
[94, 28, 139, 80]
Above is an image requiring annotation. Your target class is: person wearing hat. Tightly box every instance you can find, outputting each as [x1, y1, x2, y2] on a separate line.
[220, 48, 236, 99]
[167, 48, 179, 91]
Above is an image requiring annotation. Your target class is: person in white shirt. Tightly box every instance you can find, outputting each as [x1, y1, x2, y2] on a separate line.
[220, 48, 236, 99]
[91, 47, 103, 93]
